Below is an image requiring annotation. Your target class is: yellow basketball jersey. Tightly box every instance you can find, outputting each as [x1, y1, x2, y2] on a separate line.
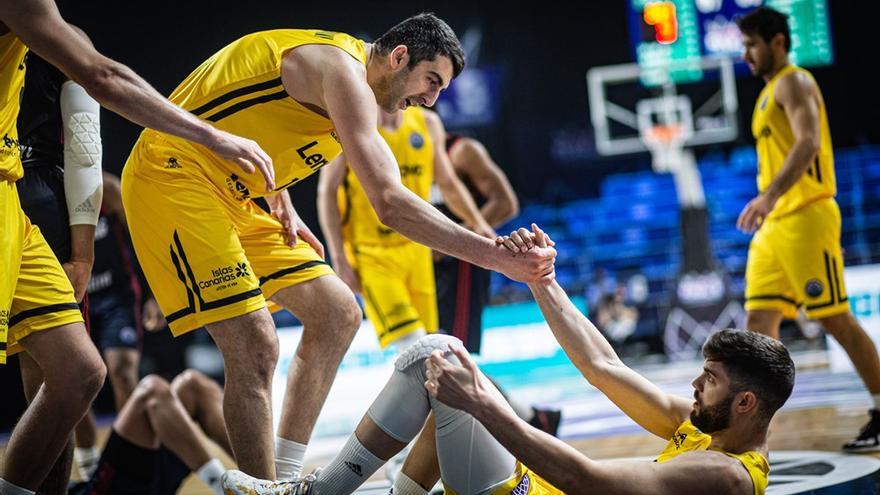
[0, 32, 27, 182]
[656, 420, 769, 495]
[752, 65, 835, 218]
[340, 106, 435, 247]
[139, 29, 367, 199]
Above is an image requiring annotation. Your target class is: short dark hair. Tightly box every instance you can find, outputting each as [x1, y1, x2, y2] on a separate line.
[737, 7, 791, 52]
[374, 13, 465, 79]
[702, 329, 795, 419]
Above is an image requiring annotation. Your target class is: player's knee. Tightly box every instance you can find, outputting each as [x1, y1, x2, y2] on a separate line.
[394, 334, 462, 374]
[339, 294, 362, 337]
[79, 356, 107, 404]
[139, 375, 174, 411]
[107, 358, 138, 388]
[171, 369, 214, 399]
[170, 369, 199, 395]
[236, 329, 278, 385]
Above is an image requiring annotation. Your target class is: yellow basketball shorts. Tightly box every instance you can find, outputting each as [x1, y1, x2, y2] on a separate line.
[352, 242, 438, 348]
[1, 179, 82, 364]
[444, 461, 563, 495]
[121, 137, 334, 336]
[745, 197, 849, 320]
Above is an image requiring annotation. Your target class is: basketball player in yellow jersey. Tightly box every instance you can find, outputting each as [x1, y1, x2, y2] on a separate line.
[735, 7, 880, 452]
[318, 106, 495, 350]
[121, 14, 556, 482]
[224, 225, 790, 495]
[1, 0, 272, 492]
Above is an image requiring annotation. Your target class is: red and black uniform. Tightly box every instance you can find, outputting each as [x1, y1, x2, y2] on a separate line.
[434, 133, 492, 354]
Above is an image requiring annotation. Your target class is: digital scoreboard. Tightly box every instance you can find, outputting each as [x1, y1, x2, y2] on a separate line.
[628, 0, 833, 84]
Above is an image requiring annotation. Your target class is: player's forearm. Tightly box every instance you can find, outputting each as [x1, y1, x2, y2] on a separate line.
[68, 224, 96, 264]
[316, 192, 347, 266]
[528, 281, 623, 380]
[379, 187, 499, 269]
[78, 59, 218, 148]
[763, 137, 820, 202]
[473, 398, 593, 492]
[481, 198, 517, 229]
[437, 175, 489, 231]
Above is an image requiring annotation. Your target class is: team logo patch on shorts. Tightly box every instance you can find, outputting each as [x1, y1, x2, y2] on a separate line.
[235, 262, 250, 278]
[805, 279, 824, 298]
[510, 473, 530, 495]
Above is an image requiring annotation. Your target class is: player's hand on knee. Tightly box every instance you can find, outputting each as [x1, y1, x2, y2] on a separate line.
[424, 344, 489, 414]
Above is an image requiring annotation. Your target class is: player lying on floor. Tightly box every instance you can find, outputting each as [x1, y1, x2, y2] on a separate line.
[223, 224, 794, 495]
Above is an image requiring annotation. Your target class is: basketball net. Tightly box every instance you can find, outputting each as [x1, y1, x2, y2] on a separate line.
[642, 123, 686, 174]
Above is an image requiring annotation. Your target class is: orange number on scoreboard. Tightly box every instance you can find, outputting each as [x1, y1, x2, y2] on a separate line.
[644, 2, 678, 45]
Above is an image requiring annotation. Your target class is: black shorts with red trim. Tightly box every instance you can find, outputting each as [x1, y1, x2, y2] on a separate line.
[435, 256, 491, 354]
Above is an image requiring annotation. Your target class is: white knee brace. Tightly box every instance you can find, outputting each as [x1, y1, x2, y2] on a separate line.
[366, 335, 462, 442]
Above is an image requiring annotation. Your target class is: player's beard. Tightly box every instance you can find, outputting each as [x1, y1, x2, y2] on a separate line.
[690, 392, 735, 433]
[375, 67, 410, 113]
[754, 52, 776, 78]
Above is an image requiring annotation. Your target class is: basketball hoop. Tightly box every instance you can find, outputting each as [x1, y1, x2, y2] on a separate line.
[642, 123, 686, 173]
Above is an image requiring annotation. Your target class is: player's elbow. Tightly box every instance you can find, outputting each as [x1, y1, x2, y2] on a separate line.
[76, 60, 125, 104]
[582, 357, 627, 386]
[501, 194, 520, 222]
[800, 135, 821, 157]
[373, 188, 406, 227]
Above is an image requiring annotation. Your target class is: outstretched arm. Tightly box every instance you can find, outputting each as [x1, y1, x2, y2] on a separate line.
[0, 0, 275, 190]
[316, 51, 554, 284]
[503, 226, 692, 438]
[317, 156, 361, 293]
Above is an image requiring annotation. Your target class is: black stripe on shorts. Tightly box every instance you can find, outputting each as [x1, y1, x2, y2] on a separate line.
[8, 302, 81, 329]
[259, 260, 329, 286]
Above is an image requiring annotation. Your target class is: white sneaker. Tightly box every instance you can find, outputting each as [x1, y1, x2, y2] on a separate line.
[221, 469, 319, 495]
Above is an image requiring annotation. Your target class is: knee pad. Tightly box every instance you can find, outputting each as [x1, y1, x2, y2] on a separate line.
[367, 335, 462, 443]
[394, 334, 462, 373]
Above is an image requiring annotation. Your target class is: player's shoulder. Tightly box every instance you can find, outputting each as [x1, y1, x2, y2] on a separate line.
[667, 450, 755, 495]
[775, 67, 818, 101]
[285, 41, 365, 78]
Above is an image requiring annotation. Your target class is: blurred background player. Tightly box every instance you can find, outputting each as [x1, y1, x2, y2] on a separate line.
[431, 133, 517, 353]
[69, 369, 230, 495]
[736, 7, 880, 452]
